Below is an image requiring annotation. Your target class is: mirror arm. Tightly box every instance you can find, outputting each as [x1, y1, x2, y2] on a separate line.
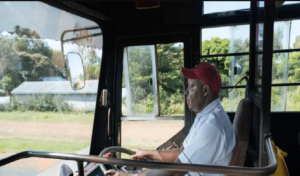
[60, 25, 101, 57]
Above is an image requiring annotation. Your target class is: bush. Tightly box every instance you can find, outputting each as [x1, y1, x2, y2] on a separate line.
[0, 94, 72, 112]
[0, 92, 8, 96]
[0, 103, 13, 111]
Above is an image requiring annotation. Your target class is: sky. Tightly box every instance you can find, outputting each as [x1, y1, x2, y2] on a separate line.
[67, 53, 84, 81]
[0, 1, 299, 50]
[0, 1, 101, 41]
[0, 1, 103, 61]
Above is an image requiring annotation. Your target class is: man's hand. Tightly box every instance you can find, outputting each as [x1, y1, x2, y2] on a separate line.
[130, 149, 147, 160]
[105, 169, 129, 176]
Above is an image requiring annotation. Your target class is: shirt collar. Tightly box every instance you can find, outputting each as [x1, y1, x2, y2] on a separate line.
[197, 97, 221, 116]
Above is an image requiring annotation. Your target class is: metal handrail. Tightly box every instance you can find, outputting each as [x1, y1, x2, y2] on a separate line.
[0, 135, 276, 176]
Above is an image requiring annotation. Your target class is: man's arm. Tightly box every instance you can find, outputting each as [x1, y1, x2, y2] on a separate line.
[142, 158, 187, 176]
[131, 147, 183, 162]
[105, 158, 187, 176]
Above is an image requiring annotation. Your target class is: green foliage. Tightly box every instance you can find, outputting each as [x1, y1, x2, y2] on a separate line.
[13, 25, 53, 58]
[0, 138, 89, 153]
[123, 44, 185, 116]
[293, 35, 300, 49]
[16, 38, 53, 59]
[0, 95, 72, 112]
[0, 39, 19, 75]
[18, 52, 63, 81]
[0, 76, 18, 95]
[127, 46, 154, 104]
[0, 26, 65, 96]
[14, 25, 41, 39]
[0, 111, 93, 123]
[202, 36, 249, 107]
[0, 39, 23, 95]
[86, 64, 100, 79]
[202, 37, 230, 85]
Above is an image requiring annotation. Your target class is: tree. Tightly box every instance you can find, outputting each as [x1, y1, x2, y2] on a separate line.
[86, 64, 100, 80]
[293, 35, 300, 49]
[202, 37, 230, 99]
[51, 50, 65, 72]
[14, 25, 21, 36]
[16, 38, 53, 59]
[12, 25, 53, 58]
[0, 39, 23, 95]
[0, 39, 19, 75]
[156, 43, 185, 115]
[202, 37, 230, 81]
[0, 72, 22, 95]
[201, 36, 250, 111]
[73, 22, 93, 46]
[18, 52, 64, 81]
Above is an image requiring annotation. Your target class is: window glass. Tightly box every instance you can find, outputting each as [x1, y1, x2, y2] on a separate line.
[122, 43, 185, 116]
[273, 21, 291, 50]
[259, 1, 265, 7]
[203, 1, 250, 15]
[272, 52, 300, 84]
[255, 54, 263, 93]
[202, 25, 249, 54]
[202, 55, 249, 87]
[273, 20, 300, 50]
[0, 1, 102, 174]
[121, 43, 185, 157]
[254, 10, 263, 93]
[271, 86, 300, 111]
[283, 1, 300, 5]
[257, 23, 264, 52]
[157, 43, 184, 116]
[121, 120, 184, 158]
[122, 45, 158, 116]
[219, 88, 246, 112]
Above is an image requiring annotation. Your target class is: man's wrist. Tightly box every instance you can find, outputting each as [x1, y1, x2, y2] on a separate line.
[143, 150, 153, 158]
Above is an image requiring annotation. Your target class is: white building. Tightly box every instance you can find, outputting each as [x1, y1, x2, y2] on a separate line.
[11, 80, 98, 111]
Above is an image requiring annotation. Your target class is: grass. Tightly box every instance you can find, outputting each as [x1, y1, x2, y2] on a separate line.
[0, 137, 89, 153]
[0, 111, 183, 158]
[0, 111, 94, 123]
[0, 111, 94, 154]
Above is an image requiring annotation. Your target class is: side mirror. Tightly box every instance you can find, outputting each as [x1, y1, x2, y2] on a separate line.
[66, 52, 85, 91]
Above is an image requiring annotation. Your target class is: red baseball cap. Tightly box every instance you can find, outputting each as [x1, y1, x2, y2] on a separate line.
[181, 62, 222, 94]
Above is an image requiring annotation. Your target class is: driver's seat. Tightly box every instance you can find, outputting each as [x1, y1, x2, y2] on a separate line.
[228, 98, 252, 168]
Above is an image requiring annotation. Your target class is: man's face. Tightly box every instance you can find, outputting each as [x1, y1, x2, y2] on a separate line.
[185, 79, 205, 112]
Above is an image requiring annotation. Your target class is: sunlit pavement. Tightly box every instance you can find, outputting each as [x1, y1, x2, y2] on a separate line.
[37, 146, 91, 176]
[0, 146, 90, 176]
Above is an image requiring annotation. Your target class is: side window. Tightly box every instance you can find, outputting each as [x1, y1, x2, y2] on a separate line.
[271, 20, 300, 111]
[201, 25, 250, 111]
[121, 43, 184, 154]
[203, 1, 250, 15]
[0, 2, 102, 175]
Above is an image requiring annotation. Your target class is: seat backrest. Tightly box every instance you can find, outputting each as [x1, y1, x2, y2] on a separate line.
[229, 97, 252, 167]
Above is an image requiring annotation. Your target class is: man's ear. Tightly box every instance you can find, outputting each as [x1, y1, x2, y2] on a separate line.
[203, 85, 210, 96]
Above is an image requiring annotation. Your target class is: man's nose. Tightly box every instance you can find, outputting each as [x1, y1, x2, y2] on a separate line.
[185, 88, 189, 95]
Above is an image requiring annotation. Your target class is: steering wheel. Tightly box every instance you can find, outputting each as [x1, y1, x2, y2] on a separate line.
[99, 146, 147, 174]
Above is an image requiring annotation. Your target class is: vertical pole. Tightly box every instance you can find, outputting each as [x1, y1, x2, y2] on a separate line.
[259, 1, 275, 167]
[249, 1, 257, 93]
[123, 48, 132, 116]
[77, 161, 84, 176]
[154, 44, 161, 116]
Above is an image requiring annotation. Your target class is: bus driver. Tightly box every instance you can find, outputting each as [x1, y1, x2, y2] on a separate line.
[105, 62, 236, 176]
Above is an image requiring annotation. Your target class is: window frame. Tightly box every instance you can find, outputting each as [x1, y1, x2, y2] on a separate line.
[270, 19, 300, 112]
[116, 33, 191, 120]
[200, 1, 300, 112]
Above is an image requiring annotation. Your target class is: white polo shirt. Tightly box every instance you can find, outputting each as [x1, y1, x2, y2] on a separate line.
[178, 98, 236, 176]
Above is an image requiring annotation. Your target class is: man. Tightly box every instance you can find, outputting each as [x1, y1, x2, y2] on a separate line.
[105, 62, 236, 176]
